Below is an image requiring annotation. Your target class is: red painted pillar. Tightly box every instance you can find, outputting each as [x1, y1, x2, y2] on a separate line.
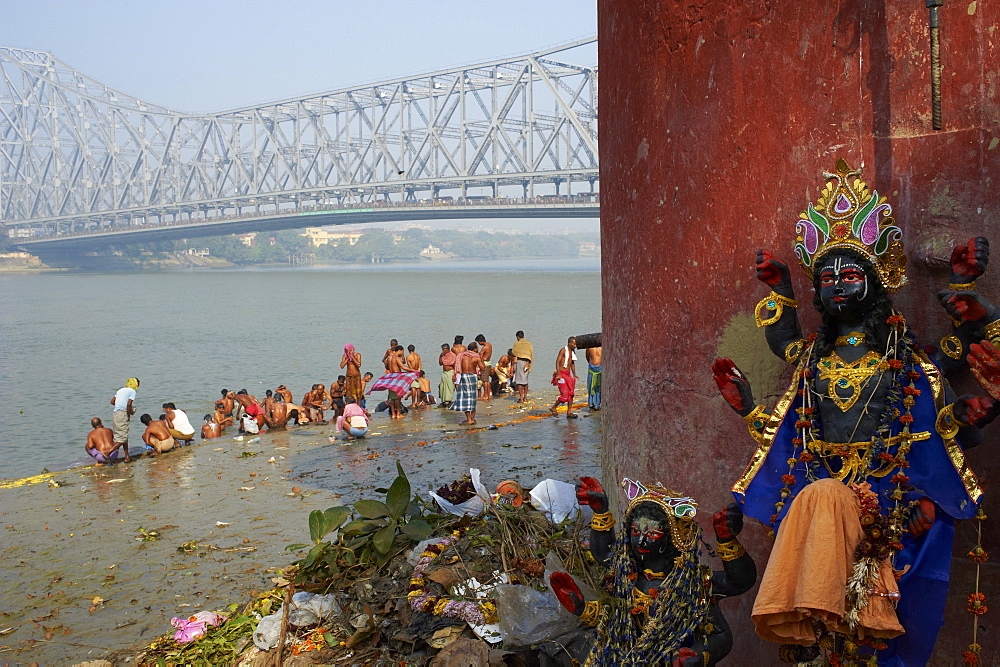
[599, 1, 998, 662]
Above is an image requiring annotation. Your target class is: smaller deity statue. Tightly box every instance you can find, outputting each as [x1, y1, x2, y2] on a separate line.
[549, 477, 756, 666]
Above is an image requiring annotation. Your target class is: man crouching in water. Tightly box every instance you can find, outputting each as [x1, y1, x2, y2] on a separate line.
[140, 414, 175, 455]
[265, 393, 301, 429]
[202, 414, 223, 439]
[85, 417, 124, 464]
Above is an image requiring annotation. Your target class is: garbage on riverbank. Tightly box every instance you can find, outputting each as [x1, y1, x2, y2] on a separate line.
[134, 463, 603, 665]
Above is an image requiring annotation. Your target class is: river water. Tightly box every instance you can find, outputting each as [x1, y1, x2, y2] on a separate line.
[0, 257, 601, 481]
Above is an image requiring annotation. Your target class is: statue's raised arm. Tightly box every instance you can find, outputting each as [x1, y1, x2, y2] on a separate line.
[935, 237, 1000, 370]
[718, 158, 999, 665]
[754, 250, 807, 363]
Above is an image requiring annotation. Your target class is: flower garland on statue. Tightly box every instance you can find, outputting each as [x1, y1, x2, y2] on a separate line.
[962, 507, 989, 664]
[772, 313, 919, 550]
[407, 527, 498, 625]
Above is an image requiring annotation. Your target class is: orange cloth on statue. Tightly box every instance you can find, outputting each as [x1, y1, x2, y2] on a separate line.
[752, 478, 904, 645]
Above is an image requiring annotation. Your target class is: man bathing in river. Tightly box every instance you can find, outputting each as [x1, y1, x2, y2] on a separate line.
[476, 334, 493, 399]
[551, 336, 579, 419]
[265, 394, 300, 429]
[406, 345, 422, 373]
[330, 376, 347, 418]
[110, 378, 139, 462]
[163, 402, 196, 443]
[201, 414, 223, 439]
[85, 417, 122, 464]
[512, 331, 533, 403]
[586, 344, 603, 411]
[339, 345, 363, 401]
[384, 346, 410, 418]
[452, 341, 485, 425]
[232, 390, 265, 429]
[139, 414, 175, 455]
[213, 402, 234, 430]
[360, 372, 374, 408]
[382, 338, 401, 371]
[219, 389, 235, 418]
[275, 385, 293, 405]
[438, 343, 456, 408]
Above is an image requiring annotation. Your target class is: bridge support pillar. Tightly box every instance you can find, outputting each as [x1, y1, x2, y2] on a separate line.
[599, 0, 1000, 662]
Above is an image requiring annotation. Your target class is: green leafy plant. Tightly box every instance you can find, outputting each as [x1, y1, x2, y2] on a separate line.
[286, 462, 436, 584]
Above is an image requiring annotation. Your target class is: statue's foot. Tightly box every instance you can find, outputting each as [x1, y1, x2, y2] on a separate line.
[777, 644, 820, 664]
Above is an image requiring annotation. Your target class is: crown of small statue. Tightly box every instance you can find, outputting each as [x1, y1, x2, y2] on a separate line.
[794, 158, 907, 292]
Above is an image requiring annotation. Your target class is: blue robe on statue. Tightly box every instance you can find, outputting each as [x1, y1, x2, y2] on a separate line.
[733, 351, 981, 666]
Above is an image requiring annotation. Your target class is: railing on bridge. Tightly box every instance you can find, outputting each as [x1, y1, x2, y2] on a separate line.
[12, 193, 599, 245]
[1, 39, 598, 243]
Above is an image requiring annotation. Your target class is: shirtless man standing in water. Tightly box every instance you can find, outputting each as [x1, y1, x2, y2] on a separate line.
[213, 402, 234, 429]
[475, 334, 493, 399]
[340, 346, 363, 401]
[219, 389, 235, 419]
[385, 347, 409, 418]
[382, 338, 400, 371]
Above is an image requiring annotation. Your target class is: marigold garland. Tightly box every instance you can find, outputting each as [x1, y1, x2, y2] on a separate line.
[407, 527, 498, 625]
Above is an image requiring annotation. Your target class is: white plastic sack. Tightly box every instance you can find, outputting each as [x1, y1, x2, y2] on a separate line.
[529, 479, 584, 524]
[253, 613, 282, 650]
[252, 592, 341, 650]
[241, 414, 260, 434]
[428, 468, 490, 516]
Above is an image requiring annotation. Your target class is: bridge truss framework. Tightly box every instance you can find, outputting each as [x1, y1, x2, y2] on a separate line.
[0, 38, 598, 238]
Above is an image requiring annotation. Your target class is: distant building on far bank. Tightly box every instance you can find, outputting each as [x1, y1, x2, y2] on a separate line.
[302, 227, 363, 247]
[578, 241, 600, 255]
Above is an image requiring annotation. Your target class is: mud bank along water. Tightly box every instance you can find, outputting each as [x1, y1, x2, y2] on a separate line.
[0, 389, 601, 664]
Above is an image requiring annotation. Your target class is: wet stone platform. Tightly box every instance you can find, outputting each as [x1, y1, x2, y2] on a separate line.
[0, 390, 601, 664]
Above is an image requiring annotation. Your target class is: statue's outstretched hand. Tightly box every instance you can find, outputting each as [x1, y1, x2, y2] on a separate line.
[908, 497, 936, 536]
[937, 290, 987, 322]
[756, 249, 791, 288]
[951, 236, 989, 283]
[953, 394, 1000, 428]
[713, 502, 744, 541]
[712, 358, 755, 416]
[969, 341, 1000, 399]
[549, 571, 585, 616]
[673, 648, 702, 667]
[576, 476, 608, 513]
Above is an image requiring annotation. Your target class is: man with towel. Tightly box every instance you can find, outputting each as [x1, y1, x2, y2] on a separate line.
[550, 337, 579, 419]
[109, 378, 139, 462]
[512, 331, 534, 403]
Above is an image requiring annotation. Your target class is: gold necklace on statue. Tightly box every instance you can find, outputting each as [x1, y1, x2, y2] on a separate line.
[817, 350, 884, 412]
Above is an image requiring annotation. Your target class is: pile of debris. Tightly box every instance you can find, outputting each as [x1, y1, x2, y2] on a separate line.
[136, 464, 603, 666]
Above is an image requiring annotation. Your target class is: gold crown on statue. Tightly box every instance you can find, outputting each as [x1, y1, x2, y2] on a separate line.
[794, 159, 907, 292]
[621, 478, 699, 551]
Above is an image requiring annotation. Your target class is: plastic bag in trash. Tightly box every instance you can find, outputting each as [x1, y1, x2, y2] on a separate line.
[253, 613, 283, 650]
[428, 468, 490, 516]
[494, 583, 580, 645]
[252, 592, 341, 649]
[288, 591, 340, 626]
[529, 479, 591, 524]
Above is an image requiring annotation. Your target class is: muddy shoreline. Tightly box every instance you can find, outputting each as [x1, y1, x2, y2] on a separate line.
[0, 391, 601, 664]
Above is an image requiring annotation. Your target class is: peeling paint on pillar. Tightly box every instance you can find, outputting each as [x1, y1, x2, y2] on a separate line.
[599, 0, 998, 661]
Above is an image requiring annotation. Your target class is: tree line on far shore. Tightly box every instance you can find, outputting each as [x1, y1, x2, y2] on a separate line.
[120, 228, 600, 264]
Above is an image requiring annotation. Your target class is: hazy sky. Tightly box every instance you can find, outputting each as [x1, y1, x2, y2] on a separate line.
[1, 0, 597, 113]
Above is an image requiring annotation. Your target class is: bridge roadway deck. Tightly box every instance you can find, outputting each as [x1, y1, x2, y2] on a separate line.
[14, 202, 599, 252]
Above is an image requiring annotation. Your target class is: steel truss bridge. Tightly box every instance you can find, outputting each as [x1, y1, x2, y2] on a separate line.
[0, 38, 598, 254]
